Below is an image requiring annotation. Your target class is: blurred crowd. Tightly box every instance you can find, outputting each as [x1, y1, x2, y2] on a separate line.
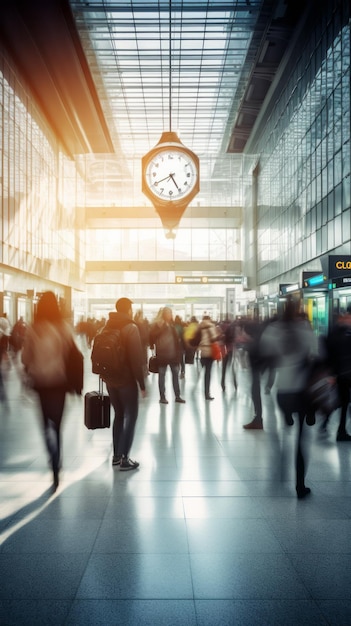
[2, 295, 351, 498]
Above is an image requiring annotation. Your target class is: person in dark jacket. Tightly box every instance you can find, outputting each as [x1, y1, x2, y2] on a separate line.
[242, 319, 265, 429]
[104, 297, 146, 470]
[149, 306, 185, 404]
[220, 319, 237, 392]
[326, 305, 351, 441]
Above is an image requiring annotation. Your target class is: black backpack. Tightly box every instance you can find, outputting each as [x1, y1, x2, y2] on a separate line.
[91, 327, 125, 385]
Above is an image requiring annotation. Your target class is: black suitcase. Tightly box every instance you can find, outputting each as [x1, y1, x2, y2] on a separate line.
[84, 378, 111, 429]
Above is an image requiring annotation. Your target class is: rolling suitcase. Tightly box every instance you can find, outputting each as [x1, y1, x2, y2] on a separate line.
[84, 377, 111, 429]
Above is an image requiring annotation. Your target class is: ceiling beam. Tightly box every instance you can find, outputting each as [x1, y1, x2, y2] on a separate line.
[0, 0, 114, 156]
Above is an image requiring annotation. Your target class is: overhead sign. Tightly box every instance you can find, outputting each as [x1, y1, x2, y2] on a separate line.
[279, 283, 300, 295]
[175, 276, 242, 284]
[331, 277, 351, 288]
[329, 255, 351, 278]
[302, 272, 328, 288]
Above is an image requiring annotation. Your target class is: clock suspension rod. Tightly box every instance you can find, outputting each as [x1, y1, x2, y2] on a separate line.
[168, 0, 172, 132]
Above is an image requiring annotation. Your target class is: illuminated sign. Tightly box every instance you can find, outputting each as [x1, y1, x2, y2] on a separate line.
[302, 272, 328, 288]
[279, 283, 300, 295]
[329, 256, 351, 278]
[175, 276, 242, 284]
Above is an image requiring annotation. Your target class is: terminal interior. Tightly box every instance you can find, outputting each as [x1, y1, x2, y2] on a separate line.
[0, 1, 351, 624]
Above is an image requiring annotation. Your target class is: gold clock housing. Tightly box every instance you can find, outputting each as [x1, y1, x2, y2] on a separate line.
[142, 132, 200, 211]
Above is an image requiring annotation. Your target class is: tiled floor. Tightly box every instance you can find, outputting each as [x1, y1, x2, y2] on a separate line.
[1, 345, 351, 625]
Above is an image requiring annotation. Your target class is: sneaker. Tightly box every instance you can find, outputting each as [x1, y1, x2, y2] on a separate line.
[160, 397, 168, 404]
[120, 457, 140, 471]
[175, 397, 186, 403]
[112, 455, 122, 466]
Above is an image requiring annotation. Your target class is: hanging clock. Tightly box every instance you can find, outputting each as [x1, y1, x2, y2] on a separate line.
[142, 132, 200, 232]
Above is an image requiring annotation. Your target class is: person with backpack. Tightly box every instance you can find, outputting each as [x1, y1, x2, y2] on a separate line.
[93, 297, 146, 470]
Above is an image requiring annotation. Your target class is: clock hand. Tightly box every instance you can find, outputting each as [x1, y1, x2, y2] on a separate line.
[169, 173, 180, 190]
[154, 173, 175, 185]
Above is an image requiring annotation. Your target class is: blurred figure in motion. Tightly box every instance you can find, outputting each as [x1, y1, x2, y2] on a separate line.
[22, 291, 79, 491]
[326, 304, 351, 441]
[134, 309, 150, 377]
[198, 314, 219, 400]
[220, 319, 237, 392]
[0, 313, 11, 404]
[174, 315, 186, 379]
[242, 319, 266, 429]
[260, 299, 318, 499]
[9, 316, 27, 362]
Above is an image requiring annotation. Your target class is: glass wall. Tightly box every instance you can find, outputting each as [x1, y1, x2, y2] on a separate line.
[248, 0, 350, 290]
[0, 49, 85, 295]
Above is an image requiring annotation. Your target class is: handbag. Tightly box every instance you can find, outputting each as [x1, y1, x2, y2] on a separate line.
[148, 354, 159, 374]
[65, 339, 84, 395]
[305, 361, 340, 417]
[211, 341, 222, 361]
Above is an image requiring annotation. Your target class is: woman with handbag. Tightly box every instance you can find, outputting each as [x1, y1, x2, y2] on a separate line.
[198, 315, 219, 400]
[22, 291, 82, 491]
[149, 307, 185, 405]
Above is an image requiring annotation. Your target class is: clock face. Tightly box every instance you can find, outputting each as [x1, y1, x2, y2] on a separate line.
[145, 148, 198, 201]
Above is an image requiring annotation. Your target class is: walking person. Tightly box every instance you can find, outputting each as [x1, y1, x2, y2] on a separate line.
[21, 291, 82, 491]
[102, 297, 147, 470]
[134, 309, 150, 377]
[242, 319, 265, 429]
[260, 299, 318, 498]
[149, 307, 185, 404]
[221, 319, 237, 392]
[198, 315, 219, 400]
[326, 304, 351, 441]
[174, 315, 186, 378]
[0, 314, 10, 404]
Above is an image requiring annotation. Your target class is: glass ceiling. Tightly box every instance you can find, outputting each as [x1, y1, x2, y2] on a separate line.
[70, 0, 264, 207]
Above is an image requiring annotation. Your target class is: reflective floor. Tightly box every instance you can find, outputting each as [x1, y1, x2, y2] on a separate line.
[1, 346, 351, 625]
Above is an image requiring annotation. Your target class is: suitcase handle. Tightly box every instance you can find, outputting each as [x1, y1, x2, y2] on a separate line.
[99, 376, 104, 395]
[99, 376, 105, 425]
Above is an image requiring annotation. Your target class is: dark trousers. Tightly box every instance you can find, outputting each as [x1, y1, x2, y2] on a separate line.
[0, 343, 8, 402]
[37, 387, 66, 475]
[251, 366, 262, 420]
[277, 391, 308, 491]
[200, 356, 214, 397]
[158, 364, 180, 399]
[107, 382, 139, 458]
[337, 375, 351, 435]
[221, 349, 237, 389]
